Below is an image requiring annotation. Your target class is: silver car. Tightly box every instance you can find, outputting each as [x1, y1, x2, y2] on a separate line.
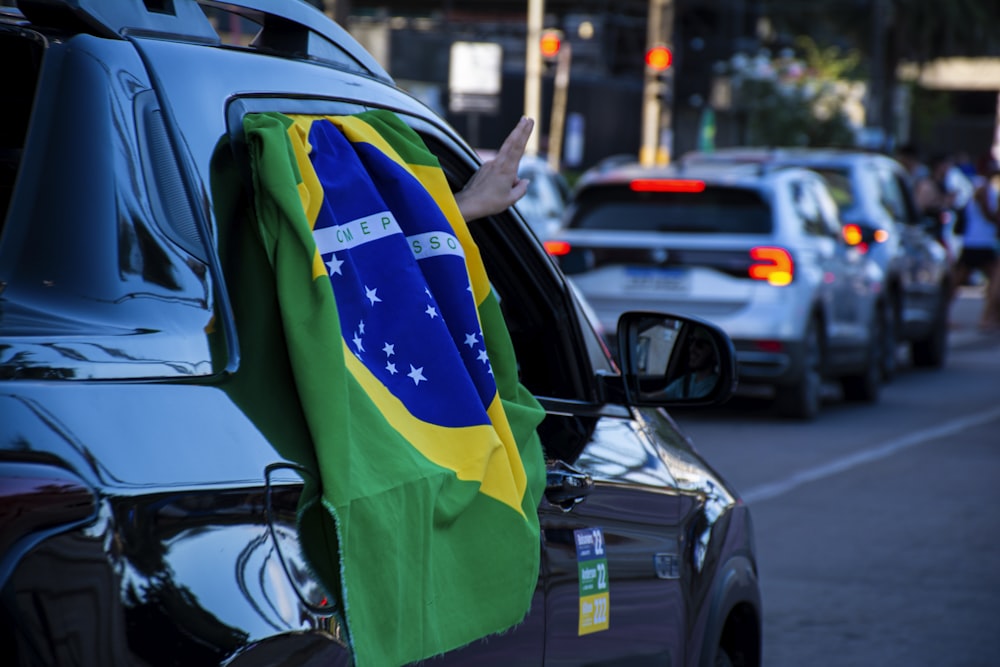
[682, 147, 953, 379]
[546, 161, 888, 419]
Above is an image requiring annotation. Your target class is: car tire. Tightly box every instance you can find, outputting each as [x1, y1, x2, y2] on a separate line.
[911, 288, 949, 368]
[880, 298, 899, 382]
[841, 307, 882, 403]
[774, 318, 823, 420]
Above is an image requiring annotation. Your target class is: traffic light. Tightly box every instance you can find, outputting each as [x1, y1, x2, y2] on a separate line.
[540, 30, 562, 60]
[645, 45, 673, 72]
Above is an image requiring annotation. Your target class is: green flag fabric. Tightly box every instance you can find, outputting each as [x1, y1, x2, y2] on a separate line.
[242, 110, 546, 666]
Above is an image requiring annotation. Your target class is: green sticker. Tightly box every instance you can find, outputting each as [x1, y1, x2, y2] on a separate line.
[578, 559, 609, 596]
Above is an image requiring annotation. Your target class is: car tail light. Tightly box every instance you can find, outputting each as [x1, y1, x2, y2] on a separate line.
[629, 179, 706, 193]
[842, 224, 864, 246]
[0, 462, 97, 558]
[748, 246, 793, 286]
[544, 240, 572, 256]
[873, 229, 889, 243]
[755, 340, 784, 352]
[842, 223, 871, 254]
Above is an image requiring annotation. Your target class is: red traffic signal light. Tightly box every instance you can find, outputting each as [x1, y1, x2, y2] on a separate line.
[540, 30, 562, 59]
[645, 45, 673, 71]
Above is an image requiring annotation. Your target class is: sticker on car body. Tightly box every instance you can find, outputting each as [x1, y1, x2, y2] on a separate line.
[574, 527, 610, 635]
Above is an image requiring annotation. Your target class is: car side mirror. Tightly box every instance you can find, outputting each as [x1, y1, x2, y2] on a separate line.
[613, 312, 737, 407]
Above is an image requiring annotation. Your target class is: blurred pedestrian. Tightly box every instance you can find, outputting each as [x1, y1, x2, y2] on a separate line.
[955, 151, 978, 179]
[914, 153, 973, 265]
[952, 156, 1000, 330]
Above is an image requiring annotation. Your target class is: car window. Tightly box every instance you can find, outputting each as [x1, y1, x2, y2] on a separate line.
[891, 169, 923, 223]
[804, 177, 844, 237]
[0, 29, 44, 237]
[809, 167, 854, 211]
[876, 166, 909, 221]
[791, 179, 827, 236]
[221, 103, 603, 405]
[418, 133, 603, 402]
[570, 185, 773, 234]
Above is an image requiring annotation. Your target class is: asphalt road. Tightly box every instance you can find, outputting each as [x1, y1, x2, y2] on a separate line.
[669, 287, 1000, 667]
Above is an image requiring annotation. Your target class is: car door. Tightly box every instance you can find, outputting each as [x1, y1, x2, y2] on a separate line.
[796, 176, 872, 354]
[538, 412, 687, 667]
[423, 132, 688, 665]
[876, 163, 949, 320]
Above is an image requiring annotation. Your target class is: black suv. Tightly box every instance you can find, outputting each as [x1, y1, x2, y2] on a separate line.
[682, 148, 953, 378]
[0, 1, 760, 666]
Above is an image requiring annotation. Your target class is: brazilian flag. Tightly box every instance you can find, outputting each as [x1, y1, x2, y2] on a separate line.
[242, 111, 546, 666]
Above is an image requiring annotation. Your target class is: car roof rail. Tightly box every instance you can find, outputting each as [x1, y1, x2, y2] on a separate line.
[14, 0, 392, 83]
[678, 150, 786, 177]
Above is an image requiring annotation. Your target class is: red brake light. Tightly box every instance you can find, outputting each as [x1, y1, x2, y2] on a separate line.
[544, 240, 572, 256]
[749, 246, 793, 286]
[629, 179, 705, 193]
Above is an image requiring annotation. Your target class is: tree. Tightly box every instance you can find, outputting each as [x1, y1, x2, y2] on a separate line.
[760, 0, 1000, 144]
[721, 38, 861, 147]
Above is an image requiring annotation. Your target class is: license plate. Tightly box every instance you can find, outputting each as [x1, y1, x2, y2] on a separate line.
[624, 267, 690, 292]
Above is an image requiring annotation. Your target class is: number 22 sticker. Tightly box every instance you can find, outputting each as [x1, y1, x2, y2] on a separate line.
[574, 528, 610, 635]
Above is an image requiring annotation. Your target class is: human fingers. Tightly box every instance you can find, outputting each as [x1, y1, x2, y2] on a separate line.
[509, 176, 530, 203]
[496, 117, 534, 166]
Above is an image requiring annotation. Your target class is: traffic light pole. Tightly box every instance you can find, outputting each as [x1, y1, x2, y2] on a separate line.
[547, 42, 571, 172]
[640, 0, 674, 166]
[524, 0, 544, 156]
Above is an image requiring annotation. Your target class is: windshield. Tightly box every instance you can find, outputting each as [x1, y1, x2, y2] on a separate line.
[570, 185, 772, 234]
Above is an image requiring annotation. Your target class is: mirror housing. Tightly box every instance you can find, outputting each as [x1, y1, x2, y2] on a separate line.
[609, 311, 737, 407]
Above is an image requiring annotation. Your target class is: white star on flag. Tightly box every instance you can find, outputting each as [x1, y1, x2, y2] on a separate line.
[353, 333, 364, 352]
[386, 362, 397, 375]
[425, 304, 438, 319]
[365, 286, 381, 305]
[464, 333, 479, 347]
[477, 349, 490, 364]
[326, 254, 344, 276]
[408, 364, 427, 385]
[383, 342, 395, 356]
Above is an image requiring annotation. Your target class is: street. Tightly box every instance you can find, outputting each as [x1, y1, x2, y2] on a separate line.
[669, 287, 1000, 666]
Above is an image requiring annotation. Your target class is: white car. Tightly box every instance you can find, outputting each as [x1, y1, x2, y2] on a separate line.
[516, 154, 571, 240]
[477, 150, 570, 240]
[546, 160, 889, 419]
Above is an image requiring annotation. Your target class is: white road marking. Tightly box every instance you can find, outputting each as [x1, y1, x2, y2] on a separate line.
[742, 405, 1000, 504]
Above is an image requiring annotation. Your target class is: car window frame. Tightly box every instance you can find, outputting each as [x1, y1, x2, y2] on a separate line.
[223, 97, 605, 406]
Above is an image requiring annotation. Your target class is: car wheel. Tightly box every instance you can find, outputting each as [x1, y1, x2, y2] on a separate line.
[774, 318, 823, 420]
[911, 288, 949, 368]
[880, 298, 899, 382]
[841, 307, 882, 403]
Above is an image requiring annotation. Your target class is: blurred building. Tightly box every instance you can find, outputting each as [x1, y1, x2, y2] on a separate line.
[330, 0, 761, 169]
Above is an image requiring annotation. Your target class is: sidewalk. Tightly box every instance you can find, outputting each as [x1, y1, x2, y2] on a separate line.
[948, 285, 1000, 349]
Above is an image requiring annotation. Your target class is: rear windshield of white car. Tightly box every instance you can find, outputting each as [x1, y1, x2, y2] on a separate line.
[569, 185, 772, 234]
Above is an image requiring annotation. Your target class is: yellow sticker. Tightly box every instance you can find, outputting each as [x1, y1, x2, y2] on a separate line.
[575, 528, 610, 635]
[578, 592, 610, 635]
